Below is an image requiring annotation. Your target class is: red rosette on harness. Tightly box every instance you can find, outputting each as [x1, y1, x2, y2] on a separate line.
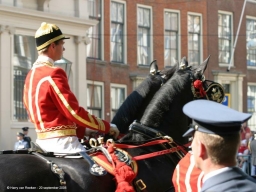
[193, 80, 206, 97]
[90, 144, 138, 192]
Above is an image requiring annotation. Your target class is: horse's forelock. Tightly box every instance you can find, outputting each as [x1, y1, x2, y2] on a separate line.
[160, 64, 178, 80]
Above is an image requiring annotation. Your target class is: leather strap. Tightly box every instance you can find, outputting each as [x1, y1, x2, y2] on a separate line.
[114, 139, 170, 149]
[129, 121, 166, 138]
[132, 146, 184, 161]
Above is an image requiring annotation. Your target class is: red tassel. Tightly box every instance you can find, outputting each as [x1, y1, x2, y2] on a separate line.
[108, 144, 135, 192]
[193, 80, 206, 97]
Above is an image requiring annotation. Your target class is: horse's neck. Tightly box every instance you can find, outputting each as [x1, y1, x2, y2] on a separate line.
[111, 76, 163, 133]
[140, 72, 191, 126]
[139, 72, 193, 144]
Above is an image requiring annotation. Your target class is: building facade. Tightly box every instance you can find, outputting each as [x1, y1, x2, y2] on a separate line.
[1, 0, 256, 150]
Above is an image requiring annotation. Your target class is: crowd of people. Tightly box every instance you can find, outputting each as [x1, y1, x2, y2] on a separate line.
[237, 122, 256, 176]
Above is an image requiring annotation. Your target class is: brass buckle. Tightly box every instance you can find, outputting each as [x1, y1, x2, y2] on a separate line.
[135, 179, 146, 191]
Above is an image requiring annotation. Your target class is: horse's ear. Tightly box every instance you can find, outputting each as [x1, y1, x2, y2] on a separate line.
[149, 60, 158, 75]
[198, 55, 210, 73]
[179, 56, 188, 69]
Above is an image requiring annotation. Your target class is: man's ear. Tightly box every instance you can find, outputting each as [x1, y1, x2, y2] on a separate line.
[198, 141, 207, 159]
[51, 43, 55, 48]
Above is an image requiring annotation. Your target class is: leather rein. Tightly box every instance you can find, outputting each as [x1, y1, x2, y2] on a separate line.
[114, 121, 189, 161]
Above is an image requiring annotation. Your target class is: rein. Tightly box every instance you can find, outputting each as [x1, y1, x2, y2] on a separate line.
[115, 139, 186, 161]
[116, 121, 188, 161]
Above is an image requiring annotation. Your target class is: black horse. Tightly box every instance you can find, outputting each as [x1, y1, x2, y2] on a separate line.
[112, 59, 178, 133]
[113, 55, 225, 192]
[0, 56, 224, 192]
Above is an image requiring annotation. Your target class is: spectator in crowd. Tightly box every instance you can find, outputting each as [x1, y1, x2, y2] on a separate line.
[22, 127, 31, 148]
[237, 139, 249, 173]
[182, 100, 256, 192]
[250, 133, 256, 177]
[247, 131, 254, 176]
[245, 132, 253, 147]
[14, 132, 29, 150]
[241, 121, 251, 140]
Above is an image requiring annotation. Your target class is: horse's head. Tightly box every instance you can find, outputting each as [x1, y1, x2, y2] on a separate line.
[137, 55, 225, 144]
[111, 59, 177, 134]
[186, 55, 225, 103]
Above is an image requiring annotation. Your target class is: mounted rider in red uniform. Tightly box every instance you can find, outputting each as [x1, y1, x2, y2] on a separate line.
[23, 22, 119, 153]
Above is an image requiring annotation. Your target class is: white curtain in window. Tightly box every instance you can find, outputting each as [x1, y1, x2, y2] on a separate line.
[111, 87, 124, 109]
[117, 3, 123, 23]
[248, 85, 256, 130]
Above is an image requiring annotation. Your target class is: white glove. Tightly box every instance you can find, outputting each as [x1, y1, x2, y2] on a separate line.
[109, 123, 120, 139]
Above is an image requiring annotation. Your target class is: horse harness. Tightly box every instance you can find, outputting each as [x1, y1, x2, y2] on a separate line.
[183, 66, 225, 103]
[111, 121, 190, 192]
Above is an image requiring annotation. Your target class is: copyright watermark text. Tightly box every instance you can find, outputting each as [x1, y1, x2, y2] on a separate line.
[6, 186, 66, 190]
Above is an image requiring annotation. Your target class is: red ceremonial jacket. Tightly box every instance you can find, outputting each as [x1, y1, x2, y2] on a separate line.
[172, 152, 203, 192]
[23, 58, 110, 140]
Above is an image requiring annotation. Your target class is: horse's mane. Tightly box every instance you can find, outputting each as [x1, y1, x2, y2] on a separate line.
[140, 68, 194, 144]
[112, 64, 178, 133]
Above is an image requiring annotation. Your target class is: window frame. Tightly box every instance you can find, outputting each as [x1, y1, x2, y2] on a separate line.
[137, 4, 153, 66]
[164, 9, 180, 67]
[87, 0, 104, 60]
[110, 0, 127, 64]
[187, 12, 203, 66]
[110, 83, 127, 120]
[87, 80, 105, 119]
[246, 16, 256, 68]
[247, 83, 256, 130]
[218, 11, 233, 67]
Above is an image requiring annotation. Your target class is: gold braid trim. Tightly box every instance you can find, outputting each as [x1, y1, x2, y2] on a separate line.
[48, 78, 104, 131]
[36, 124, 77, 133]
[36, 35, 65, 51]
[37, 128, 76, 139]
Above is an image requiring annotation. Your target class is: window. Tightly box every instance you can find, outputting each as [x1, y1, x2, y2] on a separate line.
[246, 18, 256, 66]
[111, 1, 124, 63]
[188, 14, 201, 65]
[111, 84, 126, 120]
[13, 34, 36, 121]
[218, 12, 232, 64]
[87, 0, 102, 59]
[87, 82, 104, 118]
[137, 6, 151, 65]
[164, 11, 179, 67]
[248, 85, 256, 130]
[248, 96, 255, 113]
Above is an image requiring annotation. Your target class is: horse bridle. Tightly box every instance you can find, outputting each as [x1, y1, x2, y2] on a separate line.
[187, 68, 225, 103]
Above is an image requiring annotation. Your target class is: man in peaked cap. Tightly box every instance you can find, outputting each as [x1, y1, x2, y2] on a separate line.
[182, 100, 256, 192]
[23, 22, 119, 153]
[14, 132, 29, 150]
[22, 127, 32, 148]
